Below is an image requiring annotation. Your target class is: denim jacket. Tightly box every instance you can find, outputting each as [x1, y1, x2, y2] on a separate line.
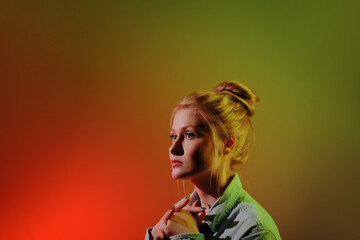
[145, 173, 281, 240]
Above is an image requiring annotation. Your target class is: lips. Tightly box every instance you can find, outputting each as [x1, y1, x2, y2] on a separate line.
[171, 159, 183, 167]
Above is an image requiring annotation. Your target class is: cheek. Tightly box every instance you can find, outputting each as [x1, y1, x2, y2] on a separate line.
[187, 142, 213, 168]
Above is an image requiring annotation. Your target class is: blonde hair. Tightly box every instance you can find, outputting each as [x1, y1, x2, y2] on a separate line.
[170, 81, 260, 192]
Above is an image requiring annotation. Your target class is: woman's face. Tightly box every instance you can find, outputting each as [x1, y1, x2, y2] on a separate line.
[169, 108, 215, 180]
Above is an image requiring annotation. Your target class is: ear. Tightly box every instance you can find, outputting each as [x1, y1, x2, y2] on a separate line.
[224, 136, 236, 155]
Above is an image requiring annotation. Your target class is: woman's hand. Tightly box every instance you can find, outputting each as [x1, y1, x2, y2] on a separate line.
[151, 196, 191, 240]
[164, 199, 206, 237]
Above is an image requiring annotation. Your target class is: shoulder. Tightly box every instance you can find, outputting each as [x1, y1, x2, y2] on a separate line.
[230, 189, 281, 239]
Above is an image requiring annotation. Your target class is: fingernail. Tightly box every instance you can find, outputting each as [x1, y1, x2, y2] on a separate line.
[185, 195, 190, 199]
[201, 207, 206, 210]
[171, 205, 175, 210]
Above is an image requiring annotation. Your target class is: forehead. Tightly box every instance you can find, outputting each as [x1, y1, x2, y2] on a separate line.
[171, 108, 204, 130]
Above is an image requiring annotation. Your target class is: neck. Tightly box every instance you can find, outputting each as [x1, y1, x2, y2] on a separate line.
[191, 171, 233, 213]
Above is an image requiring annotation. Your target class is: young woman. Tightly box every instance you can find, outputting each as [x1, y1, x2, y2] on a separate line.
[145, 81, 281, 240]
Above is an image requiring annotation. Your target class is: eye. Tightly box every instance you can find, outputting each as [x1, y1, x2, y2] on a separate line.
[170, 134, 177, 140]
[185, 132, 196, 139]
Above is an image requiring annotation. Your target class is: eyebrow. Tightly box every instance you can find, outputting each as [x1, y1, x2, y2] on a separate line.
[170, 125, 196, 132]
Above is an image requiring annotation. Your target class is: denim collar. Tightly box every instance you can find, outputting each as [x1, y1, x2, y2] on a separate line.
[189, 173, 242, 232]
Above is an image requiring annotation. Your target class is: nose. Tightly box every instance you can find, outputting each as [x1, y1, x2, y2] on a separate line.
[169, 138, 184, 156]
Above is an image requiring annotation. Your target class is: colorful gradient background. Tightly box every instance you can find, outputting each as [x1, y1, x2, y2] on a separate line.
[1, 1, 359, 239]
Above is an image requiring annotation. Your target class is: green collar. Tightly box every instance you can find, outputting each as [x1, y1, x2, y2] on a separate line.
[189, 173, 242, 232]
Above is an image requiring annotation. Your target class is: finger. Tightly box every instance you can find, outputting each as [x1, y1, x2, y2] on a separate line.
[156, 231, 164, 240]
[173, 195, 190, 211]
[197, 210, 206, 223]
[151, 228, 164, 240]
[191, 199, 199, 207]
[183, 206, 206, 213]
[161, 207, 175, 222]
[180, 207, 206, 224]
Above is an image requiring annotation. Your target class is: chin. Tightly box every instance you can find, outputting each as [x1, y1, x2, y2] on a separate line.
[171, 169, 185, 179]
[171, 169, 195, 180]
[172, 168, 211, 182]
[171, 171, 184, 180]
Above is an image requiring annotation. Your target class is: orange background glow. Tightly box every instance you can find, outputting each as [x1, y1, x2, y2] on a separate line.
[1, 1, 359, 239]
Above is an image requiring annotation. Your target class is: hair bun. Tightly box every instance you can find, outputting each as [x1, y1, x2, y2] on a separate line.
[214, 81, 260, 117]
